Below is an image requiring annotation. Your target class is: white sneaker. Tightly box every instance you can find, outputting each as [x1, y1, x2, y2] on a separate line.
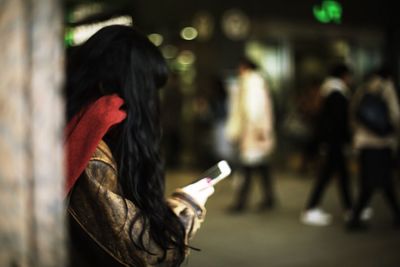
[301, 208, 332, 226]
[361, 207, 373, 221]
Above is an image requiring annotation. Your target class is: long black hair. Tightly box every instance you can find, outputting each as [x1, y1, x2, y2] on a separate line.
[66, 25, 186, 265]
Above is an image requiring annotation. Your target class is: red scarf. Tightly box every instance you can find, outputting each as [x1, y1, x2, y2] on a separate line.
[65, 94, 127, 197]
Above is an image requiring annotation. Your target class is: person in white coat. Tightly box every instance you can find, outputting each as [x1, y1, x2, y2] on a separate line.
[226, 58, 276, 212]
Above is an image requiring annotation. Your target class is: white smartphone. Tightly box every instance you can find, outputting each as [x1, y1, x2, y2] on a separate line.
[197, 160, 231, 186]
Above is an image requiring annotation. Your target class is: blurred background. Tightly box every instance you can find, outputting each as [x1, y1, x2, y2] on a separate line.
[1, 0, 400, 266]
[64, 0, 399, 170]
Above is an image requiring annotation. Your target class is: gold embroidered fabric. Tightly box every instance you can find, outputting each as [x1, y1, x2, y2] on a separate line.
[68, 140, 206, 266]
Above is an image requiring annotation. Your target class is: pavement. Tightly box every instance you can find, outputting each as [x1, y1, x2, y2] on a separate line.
[165, 168, 400, 267]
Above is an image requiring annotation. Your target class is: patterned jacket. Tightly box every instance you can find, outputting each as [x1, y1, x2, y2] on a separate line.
[68, 140, 206, 266]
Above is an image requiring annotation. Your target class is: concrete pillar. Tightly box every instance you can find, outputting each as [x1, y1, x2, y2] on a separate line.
[0, 0, 66, 266]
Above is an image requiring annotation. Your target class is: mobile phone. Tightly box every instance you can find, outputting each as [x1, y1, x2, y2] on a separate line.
[198, 160, 231, 186]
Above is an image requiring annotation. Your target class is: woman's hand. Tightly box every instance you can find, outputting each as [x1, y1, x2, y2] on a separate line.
[181, 178, 215, 206]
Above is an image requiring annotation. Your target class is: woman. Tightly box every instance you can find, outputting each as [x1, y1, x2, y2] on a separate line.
[65, 25, 214, 266]
[226, 58, 276, 212]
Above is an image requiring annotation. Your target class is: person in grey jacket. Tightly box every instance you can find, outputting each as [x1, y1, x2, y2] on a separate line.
[347, 69, 400, 230]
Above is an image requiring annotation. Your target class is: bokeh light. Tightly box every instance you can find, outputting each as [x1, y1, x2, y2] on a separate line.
[148, 33, 164, 46]
[180, 27, 198, 40]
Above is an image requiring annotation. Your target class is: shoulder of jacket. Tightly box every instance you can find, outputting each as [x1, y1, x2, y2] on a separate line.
[90, 140, 117, 172]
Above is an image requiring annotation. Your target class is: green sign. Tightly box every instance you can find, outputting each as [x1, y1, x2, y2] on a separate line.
[64, 28, 74, 47]
[313, 0, 342, 24]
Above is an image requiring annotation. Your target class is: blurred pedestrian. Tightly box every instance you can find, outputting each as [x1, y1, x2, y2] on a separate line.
[161, 72, 184, 169]
[347, 68, 400, 230]
[226, 57, 276, 212]
[301, 63, 353, 226]
[297, 78, 324, 174]
[209, 75, 233, 161]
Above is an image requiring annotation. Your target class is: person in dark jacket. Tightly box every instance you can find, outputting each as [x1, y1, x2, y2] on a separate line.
[301, 63, 353, 226]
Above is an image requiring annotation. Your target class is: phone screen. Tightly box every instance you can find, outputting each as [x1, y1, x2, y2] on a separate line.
[197, 160, 231, 185]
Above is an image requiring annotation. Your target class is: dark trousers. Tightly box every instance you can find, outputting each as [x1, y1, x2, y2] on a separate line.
[351, 148, 400, 222]
[233, 163, 275, 209]
[306, 145, 352, 210]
